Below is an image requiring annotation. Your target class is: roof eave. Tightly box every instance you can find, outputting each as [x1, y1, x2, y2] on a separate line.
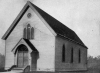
[2, 2, 30, 40]
[57, 34, 88, 49]
[2, 1, 57, 40]
[28, 1, 57, 36]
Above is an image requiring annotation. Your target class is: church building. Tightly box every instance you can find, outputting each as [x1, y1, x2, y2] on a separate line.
[2, 1, 88, 72]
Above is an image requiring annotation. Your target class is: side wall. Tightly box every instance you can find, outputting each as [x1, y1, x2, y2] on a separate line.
[55, 36, 87, 71]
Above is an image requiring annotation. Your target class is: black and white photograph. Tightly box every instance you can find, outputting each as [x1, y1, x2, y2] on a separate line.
[0, 0, 100, 73]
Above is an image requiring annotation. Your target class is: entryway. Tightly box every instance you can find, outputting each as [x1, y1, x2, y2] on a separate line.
[17, 44, 28, 68]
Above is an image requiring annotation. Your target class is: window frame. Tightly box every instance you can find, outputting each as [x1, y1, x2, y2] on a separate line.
[62, 44, 65, 62]
[70, 47, 73, 63]
[23, 24, 34, 39]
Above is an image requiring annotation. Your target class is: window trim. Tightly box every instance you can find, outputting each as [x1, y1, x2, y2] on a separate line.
[23, 24, 34, 39]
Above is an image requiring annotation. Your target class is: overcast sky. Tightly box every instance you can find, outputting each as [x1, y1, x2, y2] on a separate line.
[0, 0, 100, 57]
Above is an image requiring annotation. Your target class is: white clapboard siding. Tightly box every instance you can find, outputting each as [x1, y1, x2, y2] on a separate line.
[30, 28, 55, 71]
[55, 36, 87, 71]
[5, 7, 55, 71]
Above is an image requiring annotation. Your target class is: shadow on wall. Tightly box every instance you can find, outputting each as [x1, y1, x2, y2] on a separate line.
[0, 53, 5, 72]
[0, 54, 100, 72]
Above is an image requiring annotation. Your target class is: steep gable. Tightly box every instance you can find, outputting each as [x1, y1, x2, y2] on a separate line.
[2, 1, 56, 40]
[2, 1, 87, 48]
[29, 2, 87, 48]
[12, 38, 38, 54]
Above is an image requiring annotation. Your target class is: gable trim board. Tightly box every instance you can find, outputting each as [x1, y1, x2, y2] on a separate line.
[2, 1, 87, 49]
[57, 34, 87, 49]
[12, 38, 38, 54]
[2, 1, 56, 40]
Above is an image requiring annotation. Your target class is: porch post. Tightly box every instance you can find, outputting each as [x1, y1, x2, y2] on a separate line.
[14, 51, 18, 66]
[14, 54, 16, 65]
[29, 52, 31, 71]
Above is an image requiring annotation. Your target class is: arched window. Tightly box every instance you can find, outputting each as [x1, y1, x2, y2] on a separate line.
[31, 27, 34, 39]
[23, 24, 34, 39]
[27, 24, 31, 39]
[17, 44, 28, 51]
[79, 49, 81, 63]
[62, 44, 65, 62]
[70, 48, 73, 63]
[23, 28, 27, 39]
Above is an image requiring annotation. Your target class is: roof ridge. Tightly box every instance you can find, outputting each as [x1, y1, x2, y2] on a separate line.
[29, 2, 87, 48]
[2, 1, 87, 48]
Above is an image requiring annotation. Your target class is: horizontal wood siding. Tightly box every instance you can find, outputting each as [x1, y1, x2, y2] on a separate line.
[30, 28, 55, 71]
[5, 22, 23, 69]
[55, 36, 87, 71]
[5, 7, 55, 71]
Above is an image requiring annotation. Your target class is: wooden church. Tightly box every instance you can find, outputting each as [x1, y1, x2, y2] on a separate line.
[2, 1, 88, 72]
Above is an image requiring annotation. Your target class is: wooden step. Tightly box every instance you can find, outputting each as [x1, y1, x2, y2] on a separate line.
[13, 67, 24, 70]
[11, 67, 24, 72]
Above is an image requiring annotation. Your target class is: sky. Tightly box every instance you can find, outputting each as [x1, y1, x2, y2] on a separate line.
[0, 0, 100, 57]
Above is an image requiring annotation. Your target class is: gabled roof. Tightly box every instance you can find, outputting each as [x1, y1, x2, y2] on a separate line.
[24, 39, 38, 52]
[2, 1, 87, 48]
[12, 38, 38, 54]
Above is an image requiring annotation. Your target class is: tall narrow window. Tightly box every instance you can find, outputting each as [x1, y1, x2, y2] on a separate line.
[79, 49, 81, 63]
[27, 24, 31, 39]
[23, 28, 27, 39]
[70, 48, 73, 63]
[31, 27, 34, 39]
[23, 24, 34, 39]
[62, 44, 65, 62]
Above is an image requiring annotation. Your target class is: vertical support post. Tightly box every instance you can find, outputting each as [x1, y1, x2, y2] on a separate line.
[15, 51, 18, 66]
[14, 54, 16, 65]
[28, 52, 31, 71]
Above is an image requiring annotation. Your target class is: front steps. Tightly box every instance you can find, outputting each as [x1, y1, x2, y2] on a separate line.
[11, 67, 24, 72]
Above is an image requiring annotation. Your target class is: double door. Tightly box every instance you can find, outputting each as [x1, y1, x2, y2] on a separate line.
[17, 51, 28, 68]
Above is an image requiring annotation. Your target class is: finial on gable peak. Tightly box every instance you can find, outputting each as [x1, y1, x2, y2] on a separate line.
[27, 0, 31, 3]
[27, 0, 33, 5]
[26, 0, 33, 3]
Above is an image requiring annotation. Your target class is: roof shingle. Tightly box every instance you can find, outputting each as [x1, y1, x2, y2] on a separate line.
[2, 1, 87, 48]
[30, 2, 87, 48]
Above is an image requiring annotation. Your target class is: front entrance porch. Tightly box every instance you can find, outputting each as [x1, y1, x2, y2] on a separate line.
[11, 39, 39, 72]
[14, 44, 39, 71]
